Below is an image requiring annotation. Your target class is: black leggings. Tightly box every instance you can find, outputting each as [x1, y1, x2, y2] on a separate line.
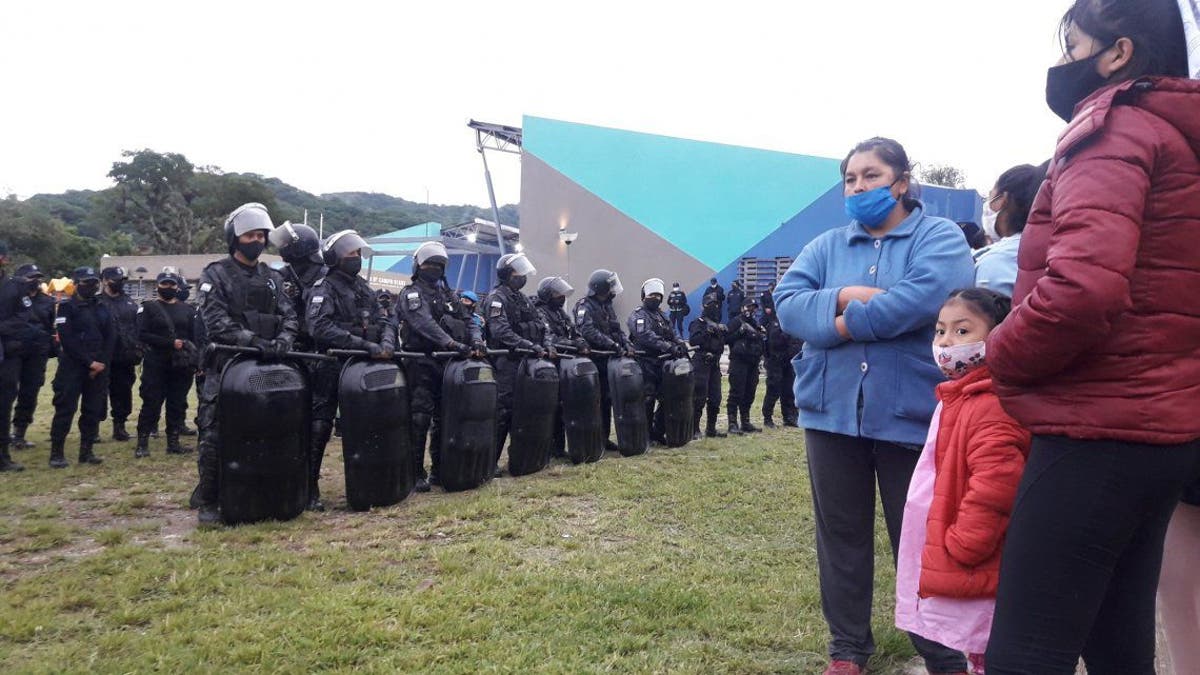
[986, 435, 1200, 675]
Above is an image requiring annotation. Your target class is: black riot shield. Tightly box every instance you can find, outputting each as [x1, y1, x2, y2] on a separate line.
[507, 358, 560, 477]
[217, 357, 310, 525]
[440, 359, 498, 492]
[607, 356, 649, 456]
[339, 358, 414, 511]
[558, 357, 603, 464]
[660, 357, 695, 448]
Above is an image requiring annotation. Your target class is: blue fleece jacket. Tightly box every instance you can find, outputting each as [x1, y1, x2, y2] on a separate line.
[774, 206, 975, 446]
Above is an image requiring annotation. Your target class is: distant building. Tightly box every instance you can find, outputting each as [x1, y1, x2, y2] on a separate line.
[98, 253, 281, 301]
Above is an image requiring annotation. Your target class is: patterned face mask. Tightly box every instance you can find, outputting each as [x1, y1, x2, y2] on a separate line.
[932, 341, 986, 379]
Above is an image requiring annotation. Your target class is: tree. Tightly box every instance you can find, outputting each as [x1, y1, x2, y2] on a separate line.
[107, 149, 199, 254]
[920, 164, 966, 188]
[0, 196, 100, 276]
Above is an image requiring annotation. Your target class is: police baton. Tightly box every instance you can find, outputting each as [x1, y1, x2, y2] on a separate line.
[325, 348, 429, 361]
[211, 344, 337, 363]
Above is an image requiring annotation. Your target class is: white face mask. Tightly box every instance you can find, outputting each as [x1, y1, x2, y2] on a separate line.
[932, 341, 987, 380]
[982, 200, 1001, 242]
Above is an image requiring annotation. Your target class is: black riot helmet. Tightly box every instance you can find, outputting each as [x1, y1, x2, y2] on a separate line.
[536, 276, 574, 303]
[586, 269, 624, 298]
[496, 253, 536, 281]
[269, 221, 323, 264]
[322, 229, 373, 266]
[223, 202, 274, 251]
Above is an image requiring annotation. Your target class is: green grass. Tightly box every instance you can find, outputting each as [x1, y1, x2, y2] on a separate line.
[0, 360, 920, 674]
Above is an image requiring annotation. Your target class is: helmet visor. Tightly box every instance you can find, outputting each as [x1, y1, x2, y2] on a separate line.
[325, 230, 374, 261]
[609, 273, 624, 297]
[415, 241, 449, 267]
[227, 203, 274, 237]
[506, 253, 536, 278]
[641, 278, 665, 298]
[539, 276, 574, 299]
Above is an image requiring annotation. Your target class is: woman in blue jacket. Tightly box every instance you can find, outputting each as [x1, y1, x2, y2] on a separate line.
[774, 137, 975, 675]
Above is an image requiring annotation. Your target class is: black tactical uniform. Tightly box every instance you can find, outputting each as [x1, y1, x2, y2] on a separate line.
[485, 268, 551, 466]
[687, 297, 727, 439]
[667, 285, 689, 336]
[280, 260, 327, 353]
[12, 289, 57, 450]
[98, 268, 141, 441]
[726, 301, 765, 435]
[401, 266, 482, 488]
[575, 283, 633, 448]
[628, 299, 688, 444]
[535, 279, 587, 458]
[0, 265, 50, 470]
[136, 273, 199, 456]
[726, 283, 745, 327]
[192, 255, 298, 516]
[306, 245, 395, 510]
[50, 269, 116, 467]
[761, 307, 801, 428]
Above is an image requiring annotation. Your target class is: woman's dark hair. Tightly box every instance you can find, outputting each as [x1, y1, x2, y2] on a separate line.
[1060, 0, 1189, 80]
[993, 162, 1049, 235]
[945, 287, 1012, 328]
[840, 137, 922, 211]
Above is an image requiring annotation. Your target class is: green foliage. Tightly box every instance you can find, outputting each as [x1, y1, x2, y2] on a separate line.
[920, 164, 967, 188]
[0, 197, 100, 276]
[106, 150, 199, 254]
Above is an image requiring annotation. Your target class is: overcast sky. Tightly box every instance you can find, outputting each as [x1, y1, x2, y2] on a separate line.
[3, 0, 1073, 207]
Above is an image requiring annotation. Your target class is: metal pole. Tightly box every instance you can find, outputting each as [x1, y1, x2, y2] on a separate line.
[472, 252, 481, 293]
[455, 251, 466, 290]
[477, 130, 507, 256]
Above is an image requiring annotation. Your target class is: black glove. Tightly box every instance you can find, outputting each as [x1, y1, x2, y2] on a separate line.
[673, 343, 688, 358]
[469, 340, 486, 359]
[448, 341, 471, 357]
[531, 345, 547, 359]
[251, 337, 277, 360]
[270, 339, 292, 360]
[366, 342, 385, 359]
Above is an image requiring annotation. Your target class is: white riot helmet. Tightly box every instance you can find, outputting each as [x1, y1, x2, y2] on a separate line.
[223, 202, 274, 249]
[640, 278, 666, 299]
[413, 241, 449, 269]
[536, 276, 574, 303]
[322, 230, 374, 266]
[496, 253, 536, 279]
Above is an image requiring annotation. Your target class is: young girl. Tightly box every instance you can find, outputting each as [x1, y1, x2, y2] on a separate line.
[895, 289, 1031, 674]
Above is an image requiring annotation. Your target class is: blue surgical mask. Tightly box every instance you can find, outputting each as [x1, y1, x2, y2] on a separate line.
[845, 185, 899, 228]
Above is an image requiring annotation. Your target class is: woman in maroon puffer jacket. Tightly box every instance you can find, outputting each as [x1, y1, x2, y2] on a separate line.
[984, 1, 1200, 674]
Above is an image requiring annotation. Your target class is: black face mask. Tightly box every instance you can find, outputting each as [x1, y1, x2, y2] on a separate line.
[418, 267, 443, 284]
[643, 298, 662, 311]
[338, 257, 362, 277]
[157, 287, 178, 301]
[236, 240, 266, 261]
[549, 296, 566, 310]
[107, 280, 125, 294]
[508, 275, 527, 291]
[1046, 47, 1112, 122]
[77, 281, 100, 298]
[379, 297, 391, 308]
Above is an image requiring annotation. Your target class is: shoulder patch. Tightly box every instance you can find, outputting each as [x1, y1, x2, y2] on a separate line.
[489, 300, 503, 318]
[55, 316, 67, 325]
[200, 282, 212, 293]
[137, 306, 144, 314]
[407, 292, 422, 311]
[313, 278, 324, 287]
[311, 295, 325, 304]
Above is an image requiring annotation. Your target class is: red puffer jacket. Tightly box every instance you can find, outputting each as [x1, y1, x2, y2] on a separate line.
[920, 366, 1030, 599]
[988, 77, 1200, 445]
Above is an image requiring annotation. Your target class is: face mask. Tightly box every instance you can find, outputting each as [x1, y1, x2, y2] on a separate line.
[339, 257, 362, 277]
[379, 297, 391, 308]
[982, 200, 1001, 242]
[845, 184, 899, 228]
[643, 298, 662, 311]
[1045, 47, 1112, 122]
[932, 341, 987, 379]
[157, 287, 178, 301]
[508, 275, 527, 291]
[417, 267, 443, 284]
[77, 281, 100, 298]
[107, 280, 125, 294]
[236, 240, 266, 261]
[549, 296, 566, 310]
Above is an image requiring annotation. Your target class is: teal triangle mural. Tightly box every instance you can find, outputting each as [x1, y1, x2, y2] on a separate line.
[522, 116, 844, 271]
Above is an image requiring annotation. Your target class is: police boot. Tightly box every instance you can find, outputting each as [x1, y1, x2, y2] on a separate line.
[135, 434, 150, 458]
[307, 421, 333, 511]
[740, 411, 762, 434]
[727, 416, 745, 436]
[112, 421, 130, 442]
[0, 444, 24, 472]
[197, 504, 221, 528]
[692, 418, 703, 441]
[166, 432, 188, 455]
[12, 425, 34, 449]
[763, 415, 777, 429]
[79, 439, 104, 465]
[179, 424, 198, 437]
[705, 419, 727, 439]
[49, 441, 69, 469]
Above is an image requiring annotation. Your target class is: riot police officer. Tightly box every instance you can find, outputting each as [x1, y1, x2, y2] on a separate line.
[485, 253, 551, 472]
[49, 267, 116, 468]
[11, 265, 56, 451]
[575, 269, 634, 450]
[400, 241, 483, 492]
[0, 264, 50, 471]
[666, 281, 689, 336]
[726, 280, 745, 327]
[688, 291, 727, 440]
[726, 297, 765, 435]
[135, 270, 199, 457]
[98, 266, 141, 442]
[761, 304, 801, 428]
[535, 276, 587, 458]
[628, 278, 689, 445]
[269, 221, 327, 354]
[191, 203, 298, 525]
[306, 230, 396, 510]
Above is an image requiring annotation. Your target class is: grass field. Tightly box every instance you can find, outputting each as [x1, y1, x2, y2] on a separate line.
[0, 360, 925, 674]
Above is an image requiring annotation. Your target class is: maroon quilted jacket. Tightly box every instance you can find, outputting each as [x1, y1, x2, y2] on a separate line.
[989, 77, 1200, 445]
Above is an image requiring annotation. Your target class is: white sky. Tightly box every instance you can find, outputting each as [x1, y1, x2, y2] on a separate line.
[1, 0, 1073, 207]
